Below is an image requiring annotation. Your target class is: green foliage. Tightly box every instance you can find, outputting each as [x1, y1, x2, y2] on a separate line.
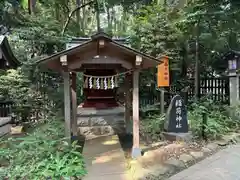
[226, 104, 240, 122]
[188, 96, 240, 140]
[140, 96, 240, 142]
[140, 113, 165, 142]
[0, 119, 87, 179]
[0, 66, 63, 121]
[0, 69, 31, 103]
[129, 0, 240, 86]
[131, 4, 182, 57]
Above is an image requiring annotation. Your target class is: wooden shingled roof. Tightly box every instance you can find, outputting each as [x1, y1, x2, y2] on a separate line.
[0, 35, 20, 69]
[37, 31, 162, 71]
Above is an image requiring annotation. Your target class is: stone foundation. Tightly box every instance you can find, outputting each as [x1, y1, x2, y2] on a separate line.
[77, 107, 125, 139]
[0, 117, 11, 137]
[162, 132, 193, 142]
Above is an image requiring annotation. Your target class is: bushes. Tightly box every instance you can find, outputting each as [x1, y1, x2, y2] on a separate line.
[188, 97, 240, 140]
[0, 119, 87, 179]
[140, 96, 240, 142]
[140, 114, 165, 142]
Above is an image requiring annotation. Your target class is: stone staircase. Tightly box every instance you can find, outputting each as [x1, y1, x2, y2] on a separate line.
[77, 107, 126, 140]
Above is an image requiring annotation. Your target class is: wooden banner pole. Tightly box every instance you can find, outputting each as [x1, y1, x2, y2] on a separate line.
[161, 88, 165, 114]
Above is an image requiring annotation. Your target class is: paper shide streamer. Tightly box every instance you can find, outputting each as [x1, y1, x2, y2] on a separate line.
[83, 69, 133, 89]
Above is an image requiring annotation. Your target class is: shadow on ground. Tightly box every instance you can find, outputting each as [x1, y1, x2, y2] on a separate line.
[117, 134, 145, 157]
[72, 134, 86, 153]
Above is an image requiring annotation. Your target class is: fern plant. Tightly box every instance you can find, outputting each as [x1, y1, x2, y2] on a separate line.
[0, 119, 87, 179]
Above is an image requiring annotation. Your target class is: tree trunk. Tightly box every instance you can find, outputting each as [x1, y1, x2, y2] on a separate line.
[82, 0, 86, 35]
[55, 3, 60, 20]
[76, 0, 81, 36]
[113, 9, 117, 34]
[194, 19, 200, 100]
[121, 10, 127, 35]
[107, 6, 112, 34]
[96, 1, 100, 32]
[28, 0, 36, 14]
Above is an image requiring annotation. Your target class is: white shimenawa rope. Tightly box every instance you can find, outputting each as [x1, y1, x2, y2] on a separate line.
[80, 69, 137, 89]
[82, 69, 134, 78]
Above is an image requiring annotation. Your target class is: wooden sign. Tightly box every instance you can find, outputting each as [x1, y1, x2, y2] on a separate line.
[157, 56, 169, 87]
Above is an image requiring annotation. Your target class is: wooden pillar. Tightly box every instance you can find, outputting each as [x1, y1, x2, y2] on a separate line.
[63, 71, 71, 140]
[131, 68, 141, 159]
[71, 72, 78, 136]
[125, 73, 132, 134]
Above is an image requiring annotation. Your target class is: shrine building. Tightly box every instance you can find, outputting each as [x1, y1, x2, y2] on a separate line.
[38, 31, 162, 158]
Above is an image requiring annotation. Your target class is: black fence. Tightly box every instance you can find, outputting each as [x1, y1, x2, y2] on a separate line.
[139, 76, 230, 108]
[0, 101, 13, 117]
[188, 77, 229, 104]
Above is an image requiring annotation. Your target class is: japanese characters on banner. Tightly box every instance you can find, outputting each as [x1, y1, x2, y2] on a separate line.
[83, 76, 118, 89]
[157, 56, 170, 87]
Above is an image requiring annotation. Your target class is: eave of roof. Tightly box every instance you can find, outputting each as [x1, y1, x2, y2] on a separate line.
[222, 50, 240, 59]
[0, 35, 21, 68]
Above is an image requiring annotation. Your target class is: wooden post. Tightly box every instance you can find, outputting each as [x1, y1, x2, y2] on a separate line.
[202, 112, 207, 140]
[160, 88, 165, 114]
[194, 19, 201, 100]
[63, 71, 71, 141]
[71, 72, 78, 136]
[131, 69, 141, 158]
[125, 73, 132, 134]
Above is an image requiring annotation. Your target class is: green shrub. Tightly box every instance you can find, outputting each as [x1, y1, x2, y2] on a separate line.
[140, 114, 165, 142]
[140, 95, 240, 142]
[225, 103, 240, 129]
[0, 119, 87, 180]
[188, 97, 240, 140]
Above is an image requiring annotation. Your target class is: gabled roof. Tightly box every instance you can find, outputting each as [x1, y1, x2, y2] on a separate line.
[67, 36, 129, 49]
[37, 32, 162, 70]
[0, 35, 20, 68]
[222, 50, 240, 61]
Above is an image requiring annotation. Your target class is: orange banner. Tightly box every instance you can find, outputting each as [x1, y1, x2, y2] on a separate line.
[157, 56, 169, 87]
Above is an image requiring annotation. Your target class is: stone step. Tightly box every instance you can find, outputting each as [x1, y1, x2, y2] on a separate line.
[78, 125, 126, 138]
[77, 117, 125, 127]
[77, 107, 125, 117]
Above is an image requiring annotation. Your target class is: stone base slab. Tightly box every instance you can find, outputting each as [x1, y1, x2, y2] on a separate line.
[0, 123, 11, 137]
[163, 132, 193, 142]
[0, 117, 11, 137]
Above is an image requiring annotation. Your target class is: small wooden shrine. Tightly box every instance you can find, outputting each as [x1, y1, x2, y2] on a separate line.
[0, 35, 20, 69]
[0, 35, 20, 137]
[38, 31, 162, 158]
